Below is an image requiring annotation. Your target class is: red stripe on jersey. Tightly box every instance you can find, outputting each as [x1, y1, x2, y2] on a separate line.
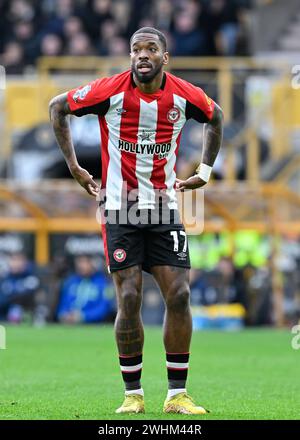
[119, 91, 139, 191]
[99, 116, 109, 188]
[150, 92, 174, 189]
[173, 132, 181, 178]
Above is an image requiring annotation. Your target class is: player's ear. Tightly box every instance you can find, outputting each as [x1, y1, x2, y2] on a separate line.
[163, 52, 169, 66]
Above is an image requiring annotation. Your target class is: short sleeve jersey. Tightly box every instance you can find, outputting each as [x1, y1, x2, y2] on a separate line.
[67, 70, 215, 210]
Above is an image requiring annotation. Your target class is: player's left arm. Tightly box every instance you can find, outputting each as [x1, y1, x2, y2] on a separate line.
[176, 103, 223, 191]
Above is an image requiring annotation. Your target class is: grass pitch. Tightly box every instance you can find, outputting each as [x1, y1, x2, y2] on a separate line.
[0, 325, 299, 420]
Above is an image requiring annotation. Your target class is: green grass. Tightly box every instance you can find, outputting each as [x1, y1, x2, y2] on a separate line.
[0, 325, 299, 420]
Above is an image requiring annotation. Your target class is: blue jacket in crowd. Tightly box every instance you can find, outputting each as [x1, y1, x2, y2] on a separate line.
[57, 272, 114, 323]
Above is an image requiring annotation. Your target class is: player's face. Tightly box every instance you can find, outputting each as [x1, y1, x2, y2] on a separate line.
[130, 33, 169, 83]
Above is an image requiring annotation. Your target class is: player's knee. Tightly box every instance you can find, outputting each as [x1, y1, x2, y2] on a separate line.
[166, 284, 190, 313]
[118, 289, 142, 315]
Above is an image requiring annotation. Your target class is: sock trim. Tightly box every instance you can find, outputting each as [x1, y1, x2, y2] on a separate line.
[120, 363, 143, 372]
[167, 388, 187, 399]
[166, 361, 189, 369]
[119, 354, 142, 366]
[119, 353, 142, 358]
[166, 352, 190, 355]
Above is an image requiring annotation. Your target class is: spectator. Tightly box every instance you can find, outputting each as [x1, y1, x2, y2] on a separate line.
[97, 19, 119, 54]
[56, 254, 114, 324]
[67, 32, 95, 56]
[172, 11, 206, 56]
[214, 256, 246, 304]
[40, 0, 75, 37]
[137, 17, 156, 30]
[0, 252, 47, 324]
[153, 0, 173, 32]
[40, 33, 63, 57]
[63, 15, 84, 40]
[39, 253, 70, 322]
[12, 20, 37, 64]
[242, 263, 273, 325]
[7, 0, 36, 24]
[111, 0, 131, 37]
[189, 257, 246, 307]
[79, 0, 114, 42]
[106, 36, 128, 56]
[0, 0, 252, 72]
[203, 0, 240, 55]
[0, 40, 25, 74]
[190, 268, 212, 306]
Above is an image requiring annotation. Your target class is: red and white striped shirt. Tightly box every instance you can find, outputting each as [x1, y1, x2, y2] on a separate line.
[67, 70, 215, 210]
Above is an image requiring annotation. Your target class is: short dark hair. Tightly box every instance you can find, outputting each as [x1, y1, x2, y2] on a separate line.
[130, 27, 167, 52]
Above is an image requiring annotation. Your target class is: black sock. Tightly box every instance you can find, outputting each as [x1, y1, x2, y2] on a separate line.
[119, 353, 143, 392]
[166, 352, 189, 390]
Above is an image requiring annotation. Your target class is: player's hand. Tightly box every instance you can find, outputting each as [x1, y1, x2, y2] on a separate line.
[70, 165, 100, 197]
[175, 176, 207, 191]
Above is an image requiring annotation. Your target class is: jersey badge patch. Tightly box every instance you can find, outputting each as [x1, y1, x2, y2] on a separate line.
[167, 107, 180, 123]
[113, 248, 127, 262]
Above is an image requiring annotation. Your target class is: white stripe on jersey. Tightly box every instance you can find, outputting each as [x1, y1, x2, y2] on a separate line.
[165, 94, 186, 209]
[105, 92, 124, 210]
[136, 98, 158, 209]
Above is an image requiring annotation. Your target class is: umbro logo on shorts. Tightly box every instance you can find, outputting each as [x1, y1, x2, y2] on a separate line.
[177, 252, 187, 260]
[113, 248, 127, 262]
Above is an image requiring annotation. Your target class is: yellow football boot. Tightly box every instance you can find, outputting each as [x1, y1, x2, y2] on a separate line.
[163, 392, 208, 415]
[115, 394, 145, 414]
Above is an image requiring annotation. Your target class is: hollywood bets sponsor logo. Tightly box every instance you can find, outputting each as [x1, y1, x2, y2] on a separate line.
[113, 248, 127, 262]
[167, 107, 180, 123]
[118, 139, 171, 158]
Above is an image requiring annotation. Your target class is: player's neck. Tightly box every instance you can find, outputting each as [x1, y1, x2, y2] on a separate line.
[133, 70, 164, 94]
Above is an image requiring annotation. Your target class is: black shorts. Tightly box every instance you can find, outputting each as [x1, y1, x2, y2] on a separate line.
[101, 209, 191, 273]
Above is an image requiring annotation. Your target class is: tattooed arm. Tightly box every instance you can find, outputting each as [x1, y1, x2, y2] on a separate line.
[201, 103, 223, 167]
[176, 103, 223, 190]
[49, 93, 99, 196]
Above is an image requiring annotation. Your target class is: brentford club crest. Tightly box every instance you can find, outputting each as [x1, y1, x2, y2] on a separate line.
[113, 248, 127, 262]
[167, 107, 180, 123]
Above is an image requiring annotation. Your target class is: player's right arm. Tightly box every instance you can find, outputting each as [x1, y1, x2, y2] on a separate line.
[49, 92, 99, 196]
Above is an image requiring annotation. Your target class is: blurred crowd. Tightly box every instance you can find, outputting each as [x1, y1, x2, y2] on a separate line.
[0, 251, 116, 325]
[0, 239, 299, 328]
[0, 0, 253, 74]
